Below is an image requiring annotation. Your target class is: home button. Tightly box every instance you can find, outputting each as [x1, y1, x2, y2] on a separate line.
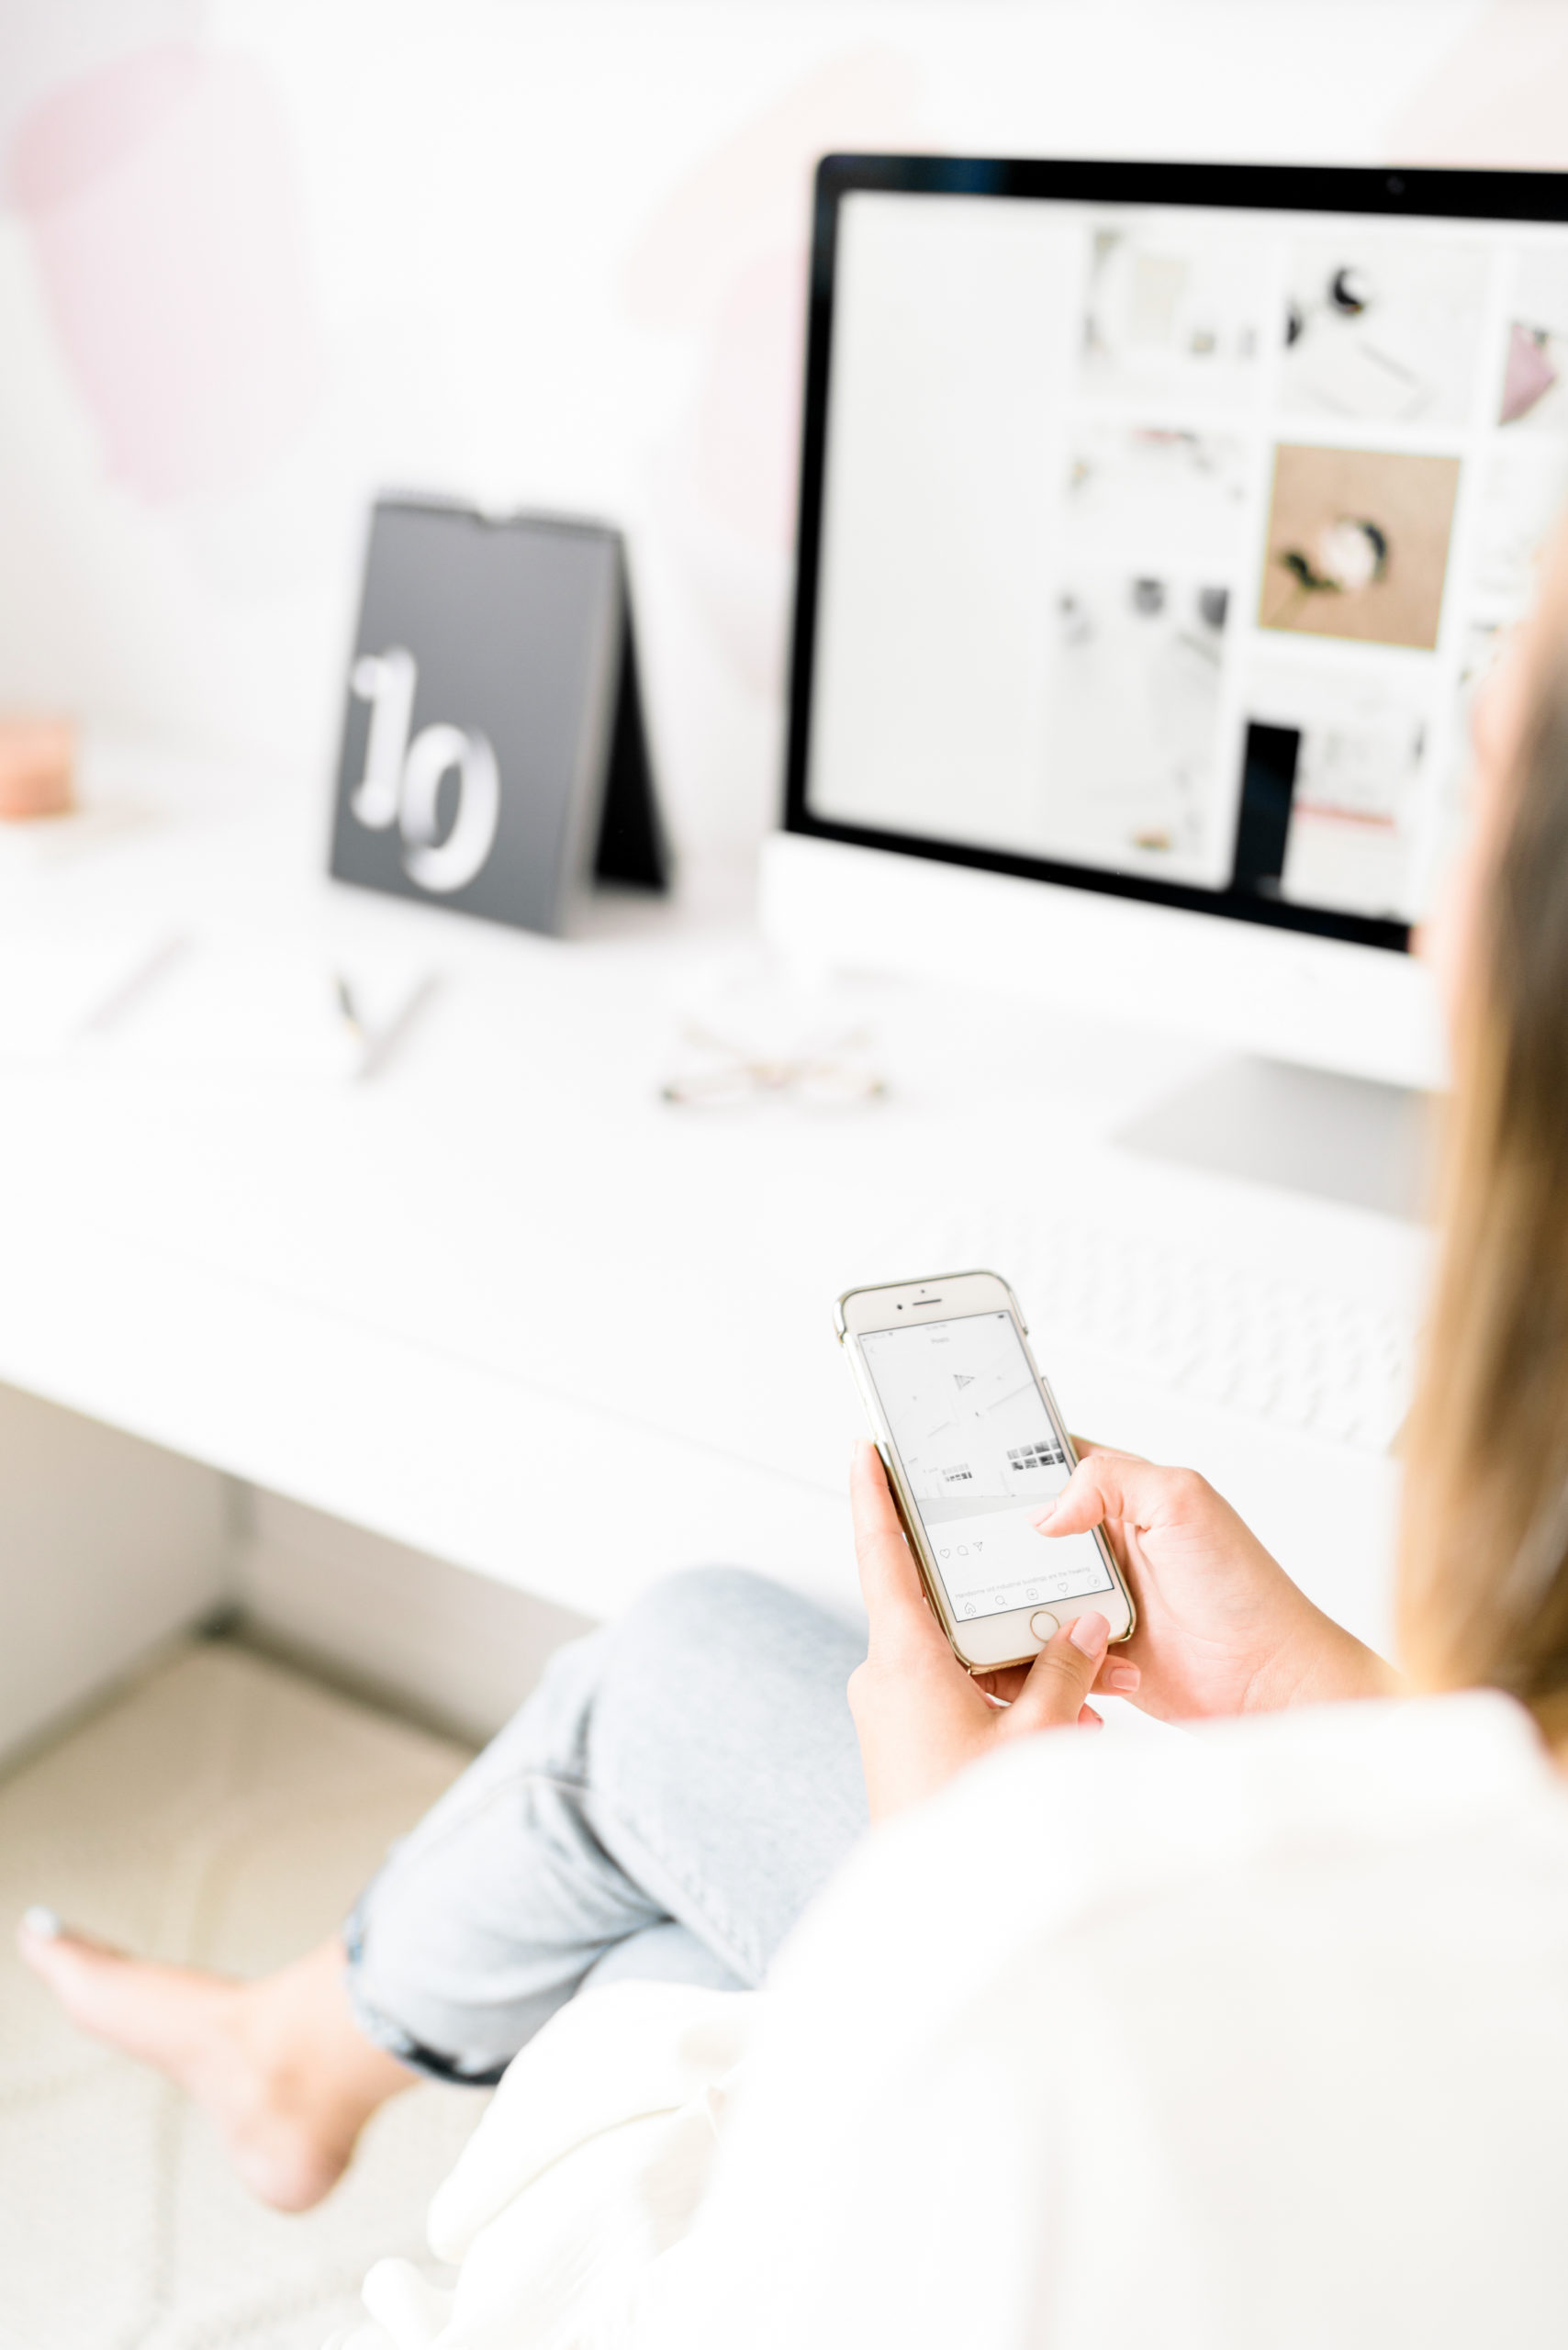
[1029, 1608, 1060, 1640]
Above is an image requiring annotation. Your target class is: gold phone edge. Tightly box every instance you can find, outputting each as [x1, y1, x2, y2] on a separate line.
[833, 1270, 1023, 1340]
[836, 1273, 1137, 1668]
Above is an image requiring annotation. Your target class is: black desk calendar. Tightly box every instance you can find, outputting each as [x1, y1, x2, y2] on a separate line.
[330, 498, 668, 934]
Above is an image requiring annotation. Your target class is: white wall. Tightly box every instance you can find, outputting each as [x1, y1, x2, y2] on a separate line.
[6, 0, 1546, 881]
[232, 1485, 592, 1741]
[0, 1379, 591, 1761]
[0, 1382, 228, 1764]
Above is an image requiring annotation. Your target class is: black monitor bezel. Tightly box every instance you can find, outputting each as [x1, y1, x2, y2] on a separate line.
[782, 154, 1568, 956]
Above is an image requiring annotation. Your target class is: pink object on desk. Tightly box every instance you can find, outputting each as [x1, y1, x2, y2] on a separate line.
[0, 719, 74, 819]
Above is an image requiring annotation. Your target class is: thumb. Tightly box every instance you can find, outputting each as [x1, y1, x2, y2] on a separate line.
[1031, 1448, 1165, 1540]
[1008, 1611, 1111, 1734]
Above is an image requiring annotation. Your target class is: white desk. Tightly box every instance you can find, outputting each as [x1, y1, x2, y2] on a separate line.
[0, 757, 1424, 1685]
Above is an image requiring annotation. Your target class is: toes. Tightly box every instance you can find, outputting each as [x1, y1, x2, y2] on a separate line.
[16, 1916, 137, 2019]
[17, 1913, 128, 1969]
[16, 1909, 73, 1980]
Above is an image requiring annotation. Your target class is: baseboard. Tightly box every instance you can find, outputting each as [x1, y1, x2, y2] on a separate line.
[230, 1488, 594, 1745]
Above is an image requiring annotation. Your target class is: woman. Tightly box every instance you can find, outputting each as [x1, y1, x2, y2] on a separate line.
[20, 536, 1568, 2335]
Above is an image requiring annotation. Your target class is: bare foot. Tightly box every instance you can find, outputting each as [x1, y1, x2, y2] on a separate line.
[17, 1913, 415, 2210]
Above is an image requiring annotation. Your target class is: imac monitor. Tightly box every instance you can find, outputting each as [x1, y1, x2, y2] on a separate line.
[773, 158, 1568, 1088]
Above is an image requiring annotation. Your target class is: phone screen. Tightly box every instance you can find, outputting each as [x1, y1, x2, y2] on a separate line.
[859, 1309, 1114, 1624]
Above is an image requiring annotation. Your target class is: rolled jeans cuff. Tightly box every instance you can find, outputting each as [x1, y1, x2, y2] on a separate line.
[342, 1898, 510, 2088]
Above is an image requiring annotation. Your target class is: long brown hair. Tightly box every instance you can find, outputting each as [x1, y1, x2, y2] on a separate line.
[1400, 597, 1568, 1740]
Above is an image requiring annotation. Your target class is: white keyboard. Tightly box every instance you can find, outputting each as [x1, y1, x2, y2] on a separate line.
[924, 1208, 1421, 1455]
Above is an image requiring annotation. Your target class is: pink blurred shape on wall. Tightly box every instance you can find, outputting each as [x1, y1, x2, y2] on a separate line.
[6, 41, 322, 502]
[622, 47, 923, 696]
[1390, 0, 1568, 167]
[697, 247, 809, 555]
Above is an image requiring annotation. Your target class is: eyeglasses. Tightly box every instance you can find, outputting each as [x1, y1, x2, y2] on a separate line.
[659, 1020, 887, 1109]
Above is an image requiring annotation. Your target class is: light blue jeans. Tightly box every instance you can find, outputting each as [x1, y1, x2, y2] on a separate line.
[344, 1568, 868, 2083]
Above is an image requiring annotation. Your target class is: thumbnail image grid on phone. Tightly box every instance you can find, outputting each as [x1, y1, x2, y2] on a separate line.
[860, 1310, 1114, 1623]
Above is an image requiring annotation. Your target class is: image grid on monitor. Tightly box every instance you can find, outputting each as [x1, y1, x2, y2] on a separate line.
[800, 173, 1568, 938]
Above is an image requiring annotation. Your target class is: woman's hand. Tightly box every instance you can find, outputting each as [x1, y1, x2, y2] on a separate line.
[1036, 1443, 1397, 1724]
[847, 1442, 1131, 1821]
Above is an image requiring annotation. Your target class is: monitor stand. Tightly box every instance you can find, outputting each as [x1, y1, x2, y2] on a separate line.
[1114, 1055, 1437, 1225]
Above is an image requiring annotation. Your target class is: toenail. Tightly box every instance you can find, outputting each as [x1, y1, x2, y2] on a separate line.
[21, 1906, 62, 1940]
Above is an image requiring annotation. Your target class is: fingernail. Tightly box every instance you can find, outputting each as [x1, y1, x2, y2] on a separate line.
[1105, 1665, 1140, 1693]
[22, 1906, 61, 1941]
[1029, 1501, 1056, 1527]
[1069, 1611, 1109, 1657]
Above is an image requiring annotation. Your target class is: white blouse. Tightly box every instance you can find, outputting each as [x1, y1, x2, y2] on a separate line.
[335, 1691, 1568, 2350]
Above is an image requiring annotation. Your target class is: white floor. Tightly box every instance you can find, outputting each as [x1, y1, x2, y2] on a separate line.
[0, 1642, 488, 2350]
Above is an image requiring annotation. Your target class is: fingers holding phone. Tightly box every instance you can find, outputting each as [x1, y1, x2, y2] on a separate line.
[836, 1271, 1136, 1677]
[836, 1269, 1394, 1818]
[848, 1440, 1117, 1821]
[1033, 1441, 1396, 1720]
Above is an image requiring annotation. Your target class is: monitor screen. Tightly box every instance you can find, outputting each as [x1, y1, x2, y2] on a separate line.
[785, 160, 1568, 951]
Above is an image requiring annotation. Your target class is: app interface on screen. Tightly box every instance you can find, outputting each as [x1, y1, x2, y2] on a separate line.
[859, 1311, 1114, 1623]
[809, 191, 1568, 926]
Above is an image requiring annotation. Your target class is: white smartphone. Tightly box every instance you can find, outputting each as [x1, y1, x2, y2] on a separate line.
[835, 1268, 1136, 1673]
